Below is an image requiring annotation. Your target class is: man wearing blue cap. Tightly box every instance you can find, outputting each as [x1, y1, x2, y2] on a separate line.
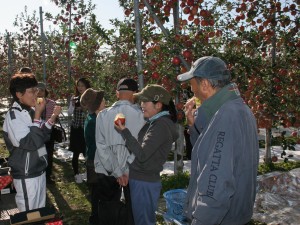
[177, 56, 259, 225]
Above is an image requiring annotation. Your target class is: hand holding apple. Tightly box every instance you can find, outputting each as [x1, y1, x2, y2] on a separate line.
[114, 113, 126, 131]
[114, 113, 126, 126]
[37, 97, 44, 104]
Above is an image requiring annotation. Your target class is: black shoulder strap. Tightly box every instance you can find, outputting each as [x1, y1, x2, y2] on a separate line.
[9, 107, 21, 120]
[10, 107, 22, 112]
[56, 117, 63, 128]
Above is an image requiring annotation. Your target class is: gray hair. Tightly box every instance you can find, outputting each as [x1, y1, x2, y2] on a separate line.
[195, 77, 230, 90]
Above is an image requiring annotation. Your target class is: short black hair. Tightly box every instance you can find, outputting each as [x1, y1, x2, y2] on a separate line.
[9, 73, 38, 101]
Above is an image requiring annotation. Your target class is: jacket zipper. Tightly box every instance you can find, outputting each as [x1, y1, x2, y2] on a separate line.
[43, 155, 48, 167]
[25, 152, 30, 176]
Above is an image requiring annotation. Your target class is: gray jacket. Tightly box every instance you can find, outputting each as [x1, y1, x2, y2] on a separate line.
[94, 100, 145, 178]
[186, 98, 259, 225]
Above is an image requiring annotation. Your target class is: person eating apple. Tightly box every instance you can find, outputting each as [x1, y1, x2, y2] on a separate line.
[114, 84, 179, 225]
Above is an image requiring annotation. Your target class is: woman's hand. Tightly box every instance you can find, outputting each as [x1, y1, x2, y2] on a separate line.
[53, 105, 62, 117]
[49, 106, 62, 124]
[34, 97, 46, 119]
[114, 119, 126, 131]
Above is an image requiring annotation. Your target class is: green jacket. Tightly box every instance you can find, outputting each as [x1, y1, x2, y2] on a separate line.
[84, 113, 97, 160]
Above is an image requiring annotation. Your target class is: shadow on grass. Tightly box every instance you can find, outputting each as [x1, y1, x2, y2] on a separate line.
[46, 158, 91, 225]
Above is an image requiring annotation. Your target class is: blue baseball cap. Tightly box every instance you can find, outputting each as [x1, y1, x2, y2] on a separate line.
[177, 56, 231, 82]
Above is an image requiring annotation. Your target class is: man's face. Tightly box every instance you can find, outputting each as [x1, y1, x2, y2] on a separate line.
[17, 87, 39, 107]
[189, 77, 204, 101]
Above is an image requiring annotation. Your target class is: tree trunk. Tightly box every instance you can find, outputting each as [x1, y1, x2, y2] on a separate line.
[265, 128, 272, 164]
[174, 124, 184, 174]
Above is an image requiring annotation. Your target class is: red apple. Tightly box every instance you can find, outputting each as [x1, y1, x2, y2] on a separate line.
[272, 156, 278, 162]
[152, 72, 160, 79]
[176, 102, 184, 110]
[114, 113, 126, 126]
[172, 56, 181, 65]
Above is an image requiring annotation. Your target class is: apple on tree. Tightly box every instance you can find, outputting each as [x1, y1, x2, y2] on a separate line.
[114, 113, 126, 126]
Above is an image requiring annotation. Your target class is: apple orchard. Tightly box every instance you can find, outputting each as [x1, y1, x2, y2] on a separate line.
[0, 0, 299, 161]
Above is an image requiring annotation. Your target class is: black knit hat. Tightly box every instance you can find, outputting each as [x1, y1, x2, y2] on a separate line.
[80, 88, 104, 112]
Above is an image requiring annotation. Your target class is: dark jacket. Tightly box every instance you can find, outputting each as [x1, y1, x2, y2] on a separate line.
[3, 102, 51, 179]
[121, 115, 179, 182]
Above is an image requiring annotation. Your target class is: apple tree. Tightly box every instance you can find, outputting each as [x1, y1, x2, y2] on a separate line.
[116, 0, 299, 163]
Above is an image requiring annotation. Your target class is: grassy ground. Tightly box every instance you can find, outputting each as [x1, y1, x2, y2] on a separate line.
[45, 159, 91, 225]
[0, 137, 264, 225]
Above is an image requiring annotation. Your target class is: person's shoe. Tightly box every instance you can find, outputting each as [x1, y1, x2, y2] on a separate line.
[81, 172, 87, 182]
[75, 174, 83, 183]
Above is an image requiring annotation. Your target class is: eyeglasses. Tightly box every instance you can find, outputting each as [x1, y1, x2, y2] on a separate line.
[26, 87, 39, 94]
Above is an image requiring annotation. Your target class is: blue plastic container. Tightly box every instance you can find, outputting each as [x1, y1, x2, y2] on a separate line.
[163, 189, 187, 222]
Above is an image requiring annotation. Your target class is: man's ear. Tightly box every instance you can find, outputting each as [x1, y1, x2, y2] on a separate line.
[16, 91, 23, 100]
[116, 91, 119, 99]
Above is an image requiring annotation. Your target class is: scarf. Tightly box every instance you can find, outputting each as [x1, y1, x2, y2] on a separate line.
[194, 83, 241, 132]
[148, 111, 170, 123]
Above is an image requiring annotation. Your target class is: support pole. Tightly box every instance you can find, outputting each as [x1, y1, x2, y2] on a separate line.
[173, 0, 184, 174]
[39, 7, 47, 83]
[68, 6, 72, 88]
[133, 0, 144, 89]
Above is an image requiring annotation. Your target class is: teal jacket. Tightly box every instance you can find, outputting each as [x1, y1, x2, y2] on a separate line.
[84, 113, 97, 160]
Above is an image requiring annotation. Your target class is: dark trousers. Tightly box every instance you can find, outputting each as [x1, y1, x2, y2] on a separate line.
[45, 138, 55, 178]
[97, 174, 134, 225]
[88, 181, 102, 224]
[69, 126, 86, 175]
[184, 128, 192, 160]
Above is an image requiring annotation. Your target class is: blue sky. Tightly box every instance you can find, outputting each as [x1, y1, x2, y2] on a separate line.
[0, 0, 124, 34]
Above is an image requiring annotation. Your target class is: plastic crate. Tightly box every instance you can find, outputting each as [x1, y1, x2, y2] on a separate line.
[163, 189, 187, 222]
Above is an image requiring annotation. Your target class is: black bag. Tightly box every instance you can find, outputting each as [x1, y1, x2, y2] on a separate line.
[51, 119, 66, 143]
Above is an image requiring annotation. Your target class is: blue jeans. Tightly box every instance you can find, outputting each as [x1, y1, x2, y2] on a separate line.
[129, 179, 162, 225]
